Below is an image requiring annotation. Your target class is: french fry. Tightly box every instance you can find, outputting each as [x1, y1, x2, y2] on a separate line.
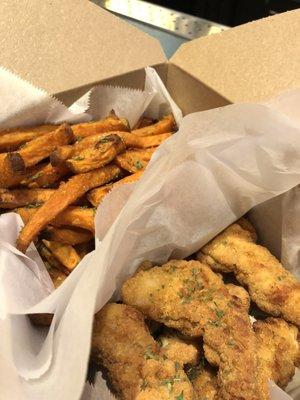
[87, 170, 143, 206]
[37, 241, 68, 274]
[0, 154, 41, 188]
[72, 115, 129, 139]
[132, 116, 154, 130]
[20, 163, 70, 188]
[16, 205, 95, 231]
[16, 164, 120, 252]
[115, 148, 155, 173]
[52, 206, 95, 231]
[0, 124, 56, 152]
[5, 123, 74, 172]
[0, 188, 55, 209]
[50, 145, 73, 166]
[132, 114, 176, 137]
[119, 131, 172, 149]
[42, 240, 81, 272]
[41, 226, 93, 245]
[66, 134, 125, 174]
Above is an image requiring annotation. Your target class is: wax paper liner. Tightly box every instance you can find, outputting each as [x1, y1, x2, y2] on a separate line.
[0, 65, 299, 400]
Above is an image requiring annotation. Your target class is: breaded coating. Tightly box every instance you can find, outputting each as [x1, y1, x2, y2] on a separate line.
[91, 303, 195, 400]
[254, 317, 300, 388]
[158, 329, 199, 367]
[189, 366, 218, 400]
[198, 223, 300, 326]
[122, 260, 266, 400]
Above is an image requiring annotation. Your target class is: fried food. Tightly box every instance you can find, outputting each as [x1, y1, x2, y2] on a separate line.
[189, 365, 218, 400]
[51, 131, 170, 168]
[157, 329, 199, 367]
[16, 205, 95, 231]
[0, 124, 56, 152]
[133, 117, 154, 130]
[41, 226, 93, 245]
[115, 148, 155, 173]
[0, 188, 55, 208]
[42, 240, 81, 272]
[66, 134, 125, 174]
[37, 241, 67, 274]
[20, 162, 70, 188]
[132, 115, 176, 137]
[87, 171, 143, 206]
[254, 317, 300, 388]
[16, 164, 120, 252]
[5, 124, 74, 172]
[198, 222, 300, 326]
[92, 303, 195, 400]
[122, 259, 266, 400]
[72, 115, 129, 139]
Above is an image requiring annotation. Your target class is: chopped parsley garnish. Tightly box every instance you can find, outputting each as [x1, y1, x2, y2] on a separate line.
[175, 391, 184, 400]
[72, 155, 85, 161]
[26, 202, 42, 209]
[140, 379, 148, 390]
[144, 348, 158, 360]
[97, 137, 111, 144]
[29, 171, 43, 180]
[227, 339, 236, 347]
[175, 361, 181, 371]
[135, 160, 143, 170]
[76, 136, 83, 142]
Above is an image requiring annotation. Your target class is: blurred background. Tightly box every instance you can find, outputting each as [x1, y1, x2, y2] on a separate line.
[94, 0, 300, 56]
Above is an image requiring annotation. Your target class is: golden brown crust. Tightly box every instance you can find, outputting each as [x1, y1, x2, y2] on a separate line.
[254, 317, 299, 388]
[200, 223, 300, 326]
[20, 163, 70, 188]
[122, 259, 266, 400]
[92, 303, 195, 400]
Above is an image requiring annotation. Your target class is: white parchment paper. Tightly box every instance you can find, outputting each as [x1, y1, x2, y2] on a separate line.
[0, 66, 299, 400]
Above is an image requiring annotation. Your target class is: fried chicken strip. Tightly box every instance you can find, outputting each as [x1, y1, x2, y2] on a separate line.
[122, 260, 266, 400]
[157, 329, 200, 368]
[254, 317, 300, 388]
[92, 303, 195, 400]
[198, 223, 300, 326]
[189, 365, 218, 400]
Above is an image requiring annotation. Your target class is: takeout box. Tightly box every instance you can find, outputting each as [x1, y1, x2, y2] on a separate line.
[1, 0, 299, 113]
[1, 2, 300, 400]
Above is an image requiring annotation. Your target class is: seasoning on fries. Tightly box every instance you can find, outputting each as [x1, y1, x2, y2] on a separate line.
[0, 112, 176, 287]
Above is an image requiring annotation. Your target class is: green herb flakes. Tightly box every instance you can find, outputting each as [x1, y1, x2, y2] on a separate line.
[72, 155, 85, 161]
[26, 202, 42, 209]
[135, 160, 143, 170]
[144, 348, 158, 360]
[29, 171, 43, 180]
[175, 391, 184, 400]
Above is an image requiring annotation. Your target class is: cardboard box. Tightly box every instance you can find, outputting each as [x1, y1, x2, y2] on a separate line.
[0, 0, 299, 114]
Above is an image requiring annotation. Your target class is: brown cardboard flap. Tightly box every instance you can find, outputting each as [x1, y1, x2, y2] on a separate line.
[171, 10, 300, 103]
[0, 0, 166, 95]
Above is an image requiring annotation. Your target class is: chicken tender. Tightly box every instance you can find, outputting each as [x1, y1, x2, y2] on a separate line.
[158, 329, 199, 367]
[122, 260, 266, 400]
[189, 366, 218, 400]
[198, 223, 300, 326]
[254, 317, 300, 388]
[92, 303, 195, 400]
